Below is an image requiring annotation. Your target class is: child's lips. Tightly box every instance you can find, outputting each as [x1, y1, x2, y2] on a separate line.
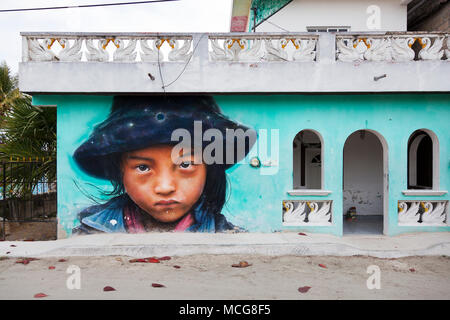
[154, 200, 180, 208]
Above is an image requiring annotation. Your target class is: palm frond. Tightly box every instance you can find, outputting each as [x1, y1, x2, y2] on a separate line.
[0, 62, 56, 197]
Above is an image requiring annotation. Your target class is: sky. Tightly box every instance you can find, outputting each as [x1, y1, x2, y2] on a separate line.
[0, 0, 233, 74]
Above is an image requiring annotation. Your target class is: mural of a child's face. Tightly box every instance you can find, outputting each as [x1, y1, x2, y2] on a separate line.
[121, 145, 207, 223]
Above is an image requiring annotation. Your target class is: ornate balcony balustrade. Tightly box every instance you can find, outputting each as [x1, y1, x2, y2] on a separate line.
[23, 34, 194, 62]
[398, 201, 448, 226]
[22, 32, 449, 64]
[282, 200, 332, 226]
[209, 34, 318, 62]
[19, 32, 450, 93]
[337, 33, 449, 62]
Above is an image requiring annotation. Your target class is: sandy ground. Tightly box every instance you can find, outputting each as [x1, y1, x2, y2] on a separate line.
[0, 254, 449, 300]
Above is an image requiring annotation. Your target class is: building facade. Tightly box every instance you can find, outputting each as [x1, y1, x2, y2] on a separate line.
[19, 1, 450, 238]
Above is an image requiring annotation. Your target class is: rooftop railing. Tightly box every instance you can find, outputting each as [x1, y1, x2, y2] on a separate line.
[19, 32, 450, 93]
[22, 32, 449, 63]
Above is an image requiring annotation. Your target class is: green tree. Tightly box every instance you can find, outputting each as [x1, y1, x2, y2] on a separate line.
[0, 62, 21, 121]
[0, 62, 56, 198]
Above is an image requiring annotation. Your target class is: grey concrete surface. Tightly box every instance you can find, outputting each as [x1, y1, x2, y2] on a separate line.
[1, 231, 449, 259]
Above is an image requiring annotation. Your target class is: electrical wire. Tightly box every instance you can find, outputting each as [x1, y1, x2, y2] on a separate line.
[0, 0, 180, 13]
[265, 20, 290, 32]
[157, 43, 166, 93]
[162, 34, 205, 89]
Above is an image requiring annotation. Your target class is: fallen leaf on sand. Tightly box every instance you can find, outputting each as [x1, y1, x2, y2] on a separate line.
[298, 286, 311, 293]
[10, 245, 16, 247]
[129, 257, 160, 263]
[6, 252, 10, 254]
[409, 268, 416, 272]
[115, 258, 122, 262]
[173, 265, 181, 269]
[103, 286, 116, 292]
[16, 258, 39, 265]
[58, 259, 67, 262]
[129, 258, 146, 263]
[48, 266, 55, 270]
[152, 283, 165, 288]
[158, 256, 171, 261]
[298, 232, 307, 236]
[232, 261, 252, 268]
[34, 293, 48, 298]
[318, 264, 327, 269]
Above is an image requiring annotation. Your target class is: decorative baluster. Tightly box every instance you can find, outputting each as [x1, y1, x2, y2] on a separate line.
[307, 201, 331, 223]
[58, 39, 83, 62]
[86, 39, 109, 62]
[398, 201, 420, 224]
[391, 37, 415, 61]
[418, 37, 444, 60]
[140, 39, 162, 62]
[113, 39, 137, 62]
[421, 201, 446, 224]
[283, 201, 306, 223]
[263, 38, 288, 61]
[336, 38, 363, 62]
[237, 38, 262, 62]
[292, 38, 316, 62]
[363, 38, 392, 61]
[28, 38, 57, 62]
[168, 39, 193, 62]
[209, 38, 234, 61]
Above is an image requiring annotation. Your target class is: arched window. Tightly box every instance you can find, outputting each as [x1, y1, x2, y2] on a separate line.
[293, 130, 323, 189]
[408, 129, 438, 190]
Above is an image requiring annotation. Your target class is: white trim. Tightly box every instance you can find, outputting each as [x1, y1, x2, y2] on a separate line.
[287, 189, 332, 196]
[402, 190, 448, 196]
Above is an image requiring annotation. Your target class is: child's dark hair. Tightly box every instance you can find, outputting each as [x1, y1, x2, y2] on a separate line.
[101, 152, 228, 218]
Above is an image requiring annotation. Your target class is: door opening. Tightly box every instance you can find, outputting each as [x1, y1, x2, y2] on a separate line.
[343, 130, 387, 235]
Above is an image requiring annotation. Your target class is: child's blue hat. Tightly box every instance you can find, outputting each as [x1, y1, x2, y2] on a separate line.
[73, 95, 256, 179]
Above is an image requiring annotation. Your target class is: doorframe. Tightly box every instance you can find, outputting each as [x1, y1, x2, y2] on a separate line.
[343, 129, 389, 235]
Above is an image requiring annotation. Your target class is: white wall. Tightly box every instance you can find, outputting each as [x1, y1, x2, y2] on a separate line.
[256, 0, 407, 32]
[343, 131, 383, 215]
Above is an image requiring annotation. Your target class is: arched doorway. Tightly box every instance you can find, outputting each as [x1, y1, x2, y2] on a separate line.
[343, 130, 388, 235]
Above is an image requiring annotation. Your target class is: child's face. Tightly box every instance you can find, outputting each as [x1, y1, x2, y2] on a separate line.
[121, 145, 207, 223]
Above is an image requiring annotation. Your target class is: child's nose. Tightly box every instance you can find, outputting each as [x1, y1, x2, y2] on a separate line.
[154, 172, 176, 195]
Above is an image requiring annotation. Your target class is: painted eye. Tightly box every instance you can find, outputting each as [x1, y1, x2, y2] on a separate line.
[179, 161, 192, 169]
[136, 164, 150, 172]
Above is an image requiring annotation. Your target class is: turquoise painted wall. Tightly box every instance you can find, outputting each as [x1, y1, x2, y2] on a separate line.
[33, 94, 450, 237]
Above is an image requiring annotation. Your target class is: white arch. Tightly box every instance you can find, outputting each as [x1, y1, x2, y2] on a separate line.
[343, 129, 389, 235]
